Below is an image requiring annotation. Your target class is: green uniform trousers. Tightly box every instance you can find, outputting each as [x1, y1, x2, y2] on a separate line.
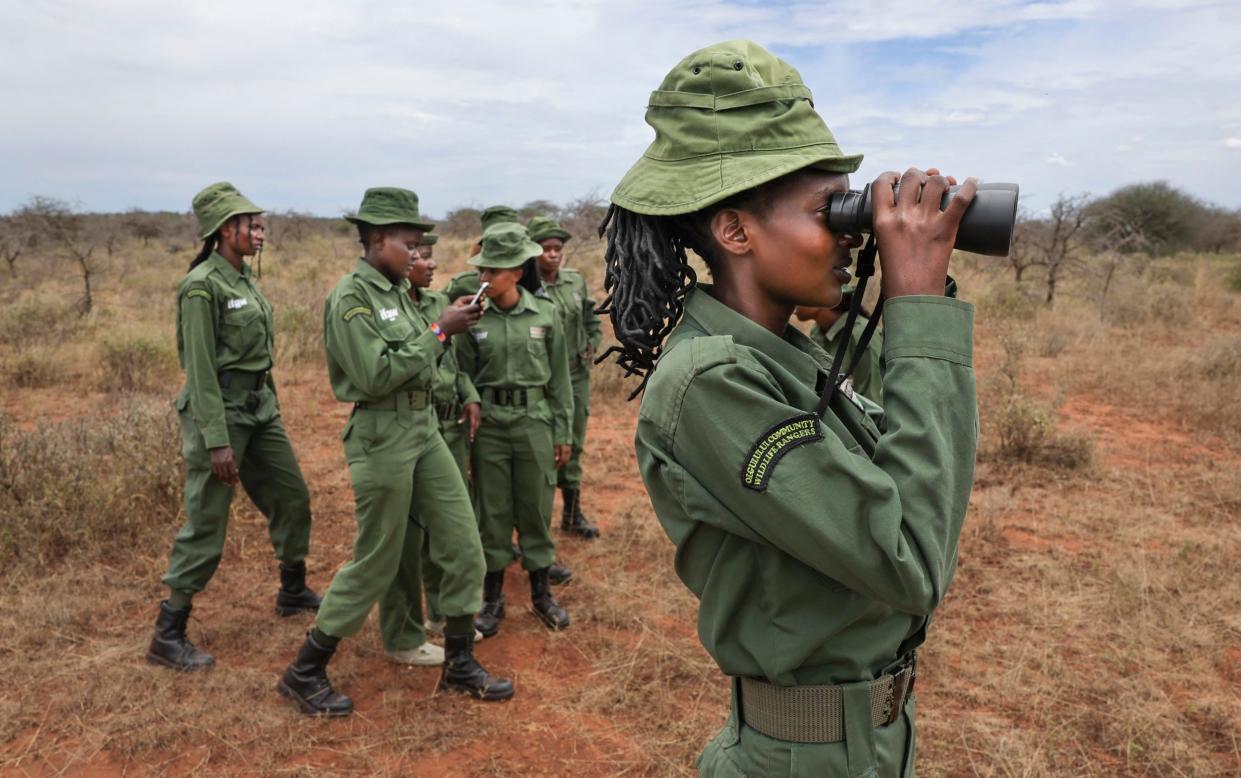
[698, 681, 916, 777]
[557, 368, 591, 490]
[418, 417, 471, 626]
[315, 407, 484, 641]
[473, 415, 556, 573]
[163, 385, 311, 594]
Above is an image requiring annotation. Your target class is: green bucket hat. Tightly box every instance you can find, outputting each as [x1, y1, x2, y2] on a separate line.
[468, 223, 544, 269]
[346, 187, 435, 231]
[192, 182, 263, 241]
[479, 205, 519, 234]
[420, 233, 438, 246]
[527, 216, 571, 243]
[611, 40, 862, 217]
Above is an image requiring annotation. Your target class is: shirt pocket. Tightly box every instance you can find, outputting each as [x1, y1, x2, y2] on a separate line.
[526, 337, 548, 363]
[219, 304, 264, 354]
[377, 317, 416, 348]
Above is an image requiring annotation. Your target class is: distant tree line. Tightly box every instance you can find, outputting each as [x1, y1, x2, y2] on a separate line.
[1002, 181, 1241, 304]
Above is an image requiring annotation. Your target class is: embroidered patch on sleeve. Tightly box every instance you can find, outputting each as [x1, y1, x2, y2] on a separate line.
[741, 413, 823, 492]
[343, 306, 372, 322]
[186, 289, 212, 301]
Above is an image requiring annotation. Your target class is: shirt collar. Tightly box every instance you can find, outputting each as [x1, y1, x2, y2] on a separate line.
[208, 252, 248, 282]
[354, 258, 409, 292]
[681, 285, 831, 386]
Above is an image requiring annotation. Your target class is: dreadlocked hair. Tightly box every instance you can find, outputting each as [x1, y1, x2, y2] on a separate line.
[518, 257, 544, 295]
[189, 235, 217, 271]
[595, 182, 781, 399]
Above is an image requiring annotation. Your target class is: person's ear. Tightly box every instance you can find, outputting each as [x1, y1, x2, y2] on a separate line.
[710, 208, 752, 258]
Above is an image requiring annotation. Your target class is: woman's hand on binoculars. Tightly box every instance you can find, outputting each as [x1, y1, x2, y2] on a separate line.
[872, 167, 977, 298]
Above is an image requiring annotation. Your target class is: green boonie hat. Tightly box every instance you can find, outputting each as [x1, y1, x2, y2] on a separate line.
[192, 182, 263, 241]
[479, 205, 519, 234]
[612, 40, 862, 217]
[346, 187, 435, 232]
[527, 216, 571, 243]
[468, 223, 544, 269]
[420, 233, 438, 246]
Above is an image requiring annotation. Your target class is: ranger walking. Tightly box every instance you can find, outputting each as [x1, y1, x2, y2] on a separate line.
[276, 188, 512, 716]
[148, 182, 320, 673]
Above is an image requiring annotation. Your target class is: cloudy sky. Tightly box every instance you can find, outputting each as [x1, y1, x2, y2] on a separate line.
[2, 0, 1238, 217]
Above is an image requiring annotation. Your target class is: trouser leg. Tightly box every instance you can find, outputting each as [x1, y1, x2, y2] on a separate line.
[473, 423, 517, 574]
[162, 414, 252, 594]
[422, 420, 470, 622]
[557, 371, 590, 489]
[513, 417, 556, 572]
[412, 432, 485, 618]
[238, 412, 312, 564]
[315, 414, 414, 640]
[378, 513, 426, 651]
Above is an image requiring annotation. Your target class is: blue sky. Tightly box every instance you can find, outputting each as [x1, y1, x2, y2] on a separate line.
[1, 0, 1238, 217]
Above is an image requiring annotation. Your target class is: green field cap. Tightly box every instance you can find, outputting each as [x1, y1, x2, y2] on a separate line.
[612, 39, 862, 216]
[527, 216, 571, 243]
[479, 205, 519, 236]
[420, 233, 439, 246]
[346, 187, 435, 231]
[192, 182, 263, 240]
[468, 223, 544, 269]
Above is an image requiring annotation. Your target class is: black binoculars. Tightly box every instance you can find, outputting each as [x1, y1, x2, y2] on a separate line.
[825, 181, 1020, 256]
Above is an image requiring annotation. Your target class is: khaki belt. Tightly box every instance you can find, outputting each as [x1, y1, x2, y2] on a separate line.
[218, 369, 269, 391]
[434, 400, 460, 421]
[355, 389, 432, 412]
[738, 654, 916, 744]
[483, 386, 546, 406]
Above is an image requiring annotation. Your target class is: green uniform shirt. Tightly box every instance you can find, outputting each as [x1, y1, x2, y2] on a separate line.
[409, 287, 480, 408]
[541, 268, 602, 373]
[810, 316, 885, 405]
[456, 288, 573, 445]
[636, 286, 977, 687]
[175, 252, 276, 449]
[323, 259, 445, 403]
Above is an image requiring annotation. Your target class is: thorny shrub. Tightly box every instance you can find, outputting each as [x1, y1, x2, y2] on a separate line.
[0, 399, 182, 571]
[97, 333, 178, 392]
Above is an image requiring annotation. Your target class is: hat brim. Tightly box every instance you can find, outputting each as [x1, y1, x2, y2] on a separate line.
[611, 146, 862, 216]
[530, 228, 572, 243]
[197, 203, 264, 241]
[345, 216, 436, 233]
[467, 241, 545, 269]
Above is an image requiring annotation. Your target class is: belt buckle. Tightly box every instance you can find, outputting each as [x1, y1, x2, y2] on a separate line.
[884, 651, 917, 726]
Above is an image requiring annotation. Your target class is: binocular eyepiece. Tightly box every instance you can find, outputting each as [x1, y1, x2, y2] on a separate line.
[825, 182, 1020, 257]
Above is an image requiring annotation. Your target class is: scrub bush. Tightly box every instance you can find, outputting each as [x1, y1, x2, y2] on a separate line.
[0, 399, 182, 570]
[97, 333, 178, 392]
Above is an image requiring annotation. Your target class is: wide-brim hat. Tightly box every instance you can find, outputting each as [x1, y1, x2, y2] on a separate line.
[346, 187, 435, 232]
[611, 40, 862, 217]
[527, 216, 572, 243]
[420, 233, 439, 246]
[468, 223, 544, 269]
[192, 182, 263, 241]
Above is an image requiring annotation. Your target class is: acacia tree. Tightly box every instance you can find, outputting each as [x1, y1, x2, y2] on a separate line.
[18, 196, 100, 314]
[0, 216, 27, 278]
[1004, 214, 1040, 283]
[1028, 194, 1090, 305]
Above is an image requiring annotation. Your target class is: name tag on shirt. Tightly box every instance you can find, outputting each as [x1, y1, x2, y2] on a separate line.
[379, 307, 400, 322]
[227, 298, 248, 310]
[529, 326, 546, 339]
[473, 330, 489, 341]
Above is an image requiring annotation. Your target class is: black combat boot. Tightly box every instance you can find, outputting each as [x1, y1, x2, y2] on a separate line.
[548, 562, 573, 586]
[474, 570, 506, 638]
[276, 560, 322, 616]
[560, 488, 600, 539]
[277, 632, 354, 717]
[146, 601, 215, 672]
[438, 631, 515, 701]
[529, 568, 570, 630]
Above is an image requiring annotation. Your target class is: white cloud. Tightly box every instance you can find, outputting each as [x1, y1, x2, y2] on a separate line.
[1045, 152, 1074, 167]
[1226, 138, 1241, 149]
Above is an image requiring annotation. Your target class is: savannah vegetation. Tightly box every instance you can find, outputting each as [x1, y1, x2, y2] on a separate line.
[0, 181, 1238, 775]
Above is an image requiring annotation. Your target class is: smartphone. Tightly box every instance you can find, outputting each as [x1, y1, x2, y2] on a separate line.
[468, 282, 491, 306]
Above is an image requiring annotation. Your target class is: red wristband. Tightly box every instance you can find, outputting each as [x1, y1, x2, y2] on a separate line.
[430, 322, 447, 343]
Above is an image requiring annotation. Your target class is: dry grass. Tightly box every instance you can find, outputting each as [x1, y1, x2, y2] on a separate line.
[0, 231, 1238, 776]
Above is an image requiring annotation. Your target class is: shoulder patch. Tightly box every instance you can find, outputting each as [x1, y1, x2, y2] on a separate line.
[185, 288, 212, 301]
[343, 306, 372, 322]
[741, 413, 823, 493]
